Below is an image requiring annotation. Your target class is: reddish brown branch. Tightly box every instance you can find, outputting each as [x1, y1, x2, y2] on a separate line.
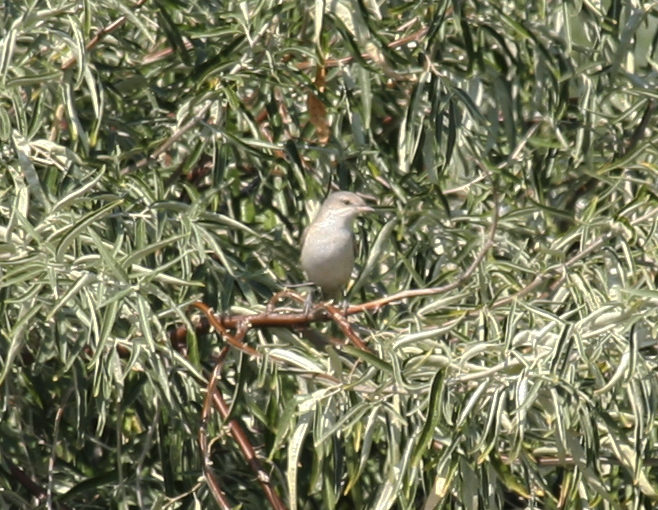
[491, 206, 658, 309]
[1, 454, 73, 510]
[211, 387, 288, 510]
[321, 303, 370, 352]
[190, 301, 344, 385]
[119, 102, 212, 175]
[201, 307, 330, 330]
[169, 196, 500, 346]
[200, 198, 497, 330]
[200, 350, 233, 510]
[191, 302, 260, 357]
[200, 343, 289, 509]
[295, 27, 429, 71]
[61, 0, 149, 71]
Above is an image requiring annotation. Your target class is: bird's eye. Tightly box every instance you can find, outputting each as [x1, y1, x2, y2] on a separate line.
[341, 199, 350, 205]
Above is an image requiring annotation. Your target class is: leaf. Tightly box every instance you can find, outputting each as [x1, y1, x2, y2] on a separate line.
[307, 90, 330, 145]
[411, 368, 445, 468]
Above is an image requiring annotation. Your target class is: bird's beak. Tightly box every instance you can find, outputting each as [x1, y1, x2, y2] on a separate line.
[358, 205, 375, 214]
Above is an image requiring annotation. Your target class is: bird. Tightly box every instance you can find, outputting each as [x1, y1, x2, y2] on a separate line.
[300, 191, 373, 301]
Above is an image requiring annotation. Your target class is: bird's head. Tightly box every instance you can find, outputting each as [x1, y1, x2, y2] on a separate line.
[316, 191, 374, 226]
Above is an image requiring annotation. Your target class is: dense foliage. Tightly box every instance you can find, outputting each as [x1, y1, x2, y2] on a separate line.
[2, 0, 658, 508]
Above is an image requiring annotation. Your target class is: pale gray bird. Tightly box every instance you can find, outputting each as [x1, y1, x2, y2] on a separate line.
[300, 191, 373, 301]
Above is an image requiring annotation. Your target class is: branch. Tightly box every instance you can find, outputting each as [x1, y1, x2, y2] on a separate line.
[119, 102, 212, 175]
[211, 383, 288, 510]
[190, 302, 349, 386]
[0, 454, 73, 510]
[349, 201, 498, 313]
[491, 206, 658, 309]
[200, 337, 289, 510]
[171, 194, 499, 337]
[200, 348, 234, 510]
[61, 0, 149, 71]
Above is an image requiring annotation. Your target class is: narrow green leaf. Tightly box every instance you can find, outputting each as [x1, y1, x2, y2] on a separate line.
[411, 368, 445, 467]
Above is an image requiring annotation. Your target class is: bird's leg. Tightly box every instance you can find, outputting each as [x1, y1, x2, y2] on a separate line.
[340, 295, 349, 317]
[303, 288, 314, 317]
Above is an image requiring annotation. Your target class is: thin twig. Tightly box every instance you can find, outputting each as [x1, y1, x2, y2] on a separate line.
[61, 0, 149, 71]
[210, 385, 289, 510]
[190, 301, 346, 386]
[348, 194, 499, 313]
[266, 289, 307, 313]
[491, 206, 658, 309]
[119, 102, 212, 175]
[1, 454, 73, 510]
[176, 192, 499, 332]
[321, 302, 371, 352]
[48, 389, 73, 510]
[200, 349, 233, 510]
[295, 28, 429, 71]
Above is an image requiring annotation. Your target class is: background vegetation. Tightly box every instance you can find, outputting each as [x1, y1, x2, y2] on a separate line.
[2, 0, 658, 508]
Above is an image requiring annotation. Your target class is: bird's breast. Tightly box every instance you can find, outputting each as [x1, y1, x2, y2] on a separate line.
[300, 225, 355, 290]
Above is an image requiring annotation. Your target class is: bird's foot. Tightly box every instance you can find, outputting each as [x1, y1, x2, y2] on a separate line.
[340, 298, 349, 317]
[303, 291, 313, 317]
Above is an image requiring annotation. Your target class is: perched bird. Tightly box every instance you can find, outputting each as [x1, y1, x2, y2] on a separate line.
[300, 191, 373, 301]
